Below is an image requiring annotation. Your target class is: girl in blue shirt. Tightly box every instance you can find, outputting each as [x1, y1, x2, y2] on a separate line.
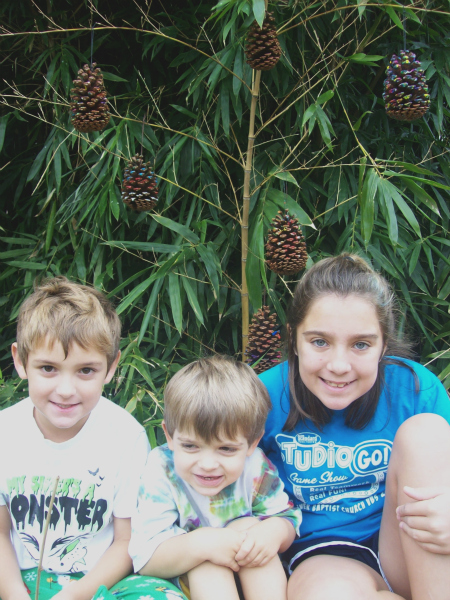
[259, 253, 450, 600]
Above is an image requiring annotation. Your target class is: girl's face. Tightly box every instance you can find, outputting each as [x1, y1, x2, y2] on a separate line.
[295, 294, 385, 411]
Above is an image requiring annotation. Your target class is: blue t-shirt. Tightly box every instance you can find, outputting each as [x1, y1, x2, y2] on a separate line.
[259, 359, 450, 548]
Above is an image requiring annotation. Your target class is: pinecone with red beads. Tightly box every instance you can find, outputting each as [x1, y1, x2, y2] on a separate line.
[121, 154, 158, 212]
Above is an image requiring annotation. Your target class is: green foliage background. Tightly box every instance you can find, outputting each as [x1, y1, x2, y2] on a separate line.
[1, 0, 450, 443]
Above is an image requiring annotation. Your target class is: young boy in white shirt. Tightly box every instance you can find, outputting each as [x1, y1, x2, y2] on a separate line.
[0, 277, 185, 600]
[130, 355, 302, 600]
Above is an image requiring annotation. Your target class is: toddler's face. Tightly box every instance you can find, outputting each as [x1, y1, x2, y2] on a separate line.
[12, 338, 119, 443]
[163, 426, 259, 497]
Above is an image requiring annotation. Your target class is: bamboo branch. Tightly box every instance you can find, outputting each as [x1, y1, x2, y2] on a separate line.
[35, 476, 59, 600]
[241, 0, 267, 360]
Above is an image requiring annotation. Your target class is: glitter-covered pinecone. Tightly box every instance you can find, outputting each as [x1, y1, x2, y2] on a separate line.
[383, 50, 430, 122]
[121, 154, 158, 212]
[265, 210, 308, 276]
[70, 63, 110, 133]
[245, 12, 281, 71]
[245, 306, 282, 374]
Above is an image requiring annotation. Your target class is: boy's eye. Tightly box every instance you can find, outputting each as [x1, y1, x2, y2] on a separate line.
[312, 339, 327, 348]
[181, 443, 197, 450]
[80, 367, 94, 375]
[220, 446, 237, 454]
[41, 365, 55, 373]
[354, 341, 369, 350]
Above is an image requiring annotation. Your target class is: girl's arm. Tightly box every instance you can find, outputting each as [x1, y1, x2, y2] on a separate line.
[51, 517, 133, 600]
[0, 506, 30, 600]
[139, 527, 246, 579]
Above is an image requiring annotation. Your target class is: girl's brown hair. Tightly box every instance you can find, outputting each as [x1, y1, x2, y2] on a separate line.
[285, 253, 414, 431]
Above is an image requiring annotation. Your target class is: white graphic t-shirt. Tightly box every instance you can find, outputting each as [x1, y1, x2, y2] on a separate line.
[0, 397, 149, 574]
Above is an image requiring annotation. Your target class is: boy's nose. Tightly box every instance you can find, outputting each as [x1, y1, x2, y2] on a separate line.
[56, 377, 76, 398]
[198, 453, 219, 471]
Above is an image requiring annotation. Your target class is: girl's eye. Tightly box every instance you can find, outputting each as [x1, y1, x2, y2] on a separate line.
[354, 341, 369, 350]
[312, 339, 327, 348]
[80, 367, 94, 375]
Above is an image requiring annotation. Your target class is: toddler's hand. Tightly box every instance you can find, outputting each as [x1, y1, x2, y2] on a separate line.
[397, 486, 450, 554]
[234, 521, 281, 568]
[198, 527, 247, 572]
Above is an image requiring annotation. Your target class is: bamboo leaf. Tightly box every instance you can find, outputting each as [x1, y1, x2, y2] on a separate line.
[380, 179, 421, 238]
[252, 0, 266, 27]
[274, 171, 299, 187]
[266, 189, 314, 227]
[168, 272, 183, 334]
[138, 278, 164, 344]
[402, 178, 440, 216]
[246, 218, 264, 309]
[360, 169, 378, 246]
[182, 276, 205, 325]
[152, 215, 200, 244]
[103, 240, 182, 253]
[196, 243, 221, 299]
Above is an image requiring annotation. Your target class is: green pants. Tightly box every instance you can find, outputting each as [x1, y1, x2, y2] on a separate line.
[20, 569, 187, 600]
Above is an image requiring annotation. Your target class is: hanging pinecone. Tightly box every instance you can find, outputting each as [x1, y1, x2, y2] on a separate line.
[121, 154, 158, 212]
[265, 210, 308, 276]
[245, 12, 282, 71]
[383, 50, 430, 122]
[70, 63, 110, 133]
[245, 306, 282, 374]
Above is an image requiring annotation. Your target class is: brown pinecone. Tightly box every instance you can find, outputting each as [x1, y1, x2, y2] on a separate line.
[265, 210, 308, 276]
[245, 12, 281, 71]
[245, 306, 282, 374]
[383, 50, 430, 122]
[70, 63, 110, 133]
[121, 154, 158, 212]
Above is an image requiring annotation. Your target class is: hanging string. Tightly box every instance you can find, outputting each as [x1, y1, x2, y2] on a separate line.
[91, 23, 95, 67]
[141, 116, 145, 157]
[403, 8, 407, 51]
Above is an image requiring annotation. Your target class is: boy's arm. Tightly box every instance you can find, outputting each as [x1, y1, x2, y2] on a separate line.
[51, 517, 132, 600]
[139, 526, 246, 579]
[0, 505, 30, 600]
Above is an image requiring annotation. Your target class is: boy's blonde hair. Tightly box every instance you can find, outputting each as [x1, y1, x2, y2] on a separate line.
[16, 277, 121, 370]
[164, 355, 271, 444]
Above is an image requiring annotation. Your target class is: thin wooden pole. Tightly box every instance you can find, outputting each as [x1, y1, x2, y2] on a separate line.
[241, 69, 262, 360]
[35, 476, 60, 600]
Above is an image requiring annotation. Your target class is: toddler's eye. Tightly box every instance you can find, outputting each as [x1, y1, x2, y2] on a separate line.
[181, 443, 197, 450]
[354, 342, 369, 350]
[220, 447, 237, 454]
[312, 339, 327, 348]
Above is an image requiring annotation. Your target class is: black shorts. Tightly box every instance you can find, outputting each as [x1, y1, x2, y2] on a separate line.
[283, 533, 392, 591]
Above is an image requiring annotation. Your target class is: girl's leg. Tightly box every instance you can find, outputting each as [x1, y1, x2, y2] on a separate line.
[287, 554, 403, 600]
[187, 562, 240, 600]
[379, 413, 450, 600]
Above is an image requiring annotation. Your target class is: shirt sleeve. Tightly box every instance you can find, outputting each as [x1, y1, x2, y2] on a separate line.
[113, 428, 151, 518]
[250, 449, 302, 537]
[129, 448, 186, 572]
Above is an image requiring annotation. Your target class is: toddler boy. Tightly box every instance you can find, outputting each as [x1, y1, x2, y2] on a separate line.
[0, 277, 185, 600]
[129, 355, 302, 600]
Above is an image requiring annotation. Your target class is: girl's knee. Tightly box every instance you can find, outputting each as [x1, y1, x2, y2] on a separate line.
[394, 414, 450, 454]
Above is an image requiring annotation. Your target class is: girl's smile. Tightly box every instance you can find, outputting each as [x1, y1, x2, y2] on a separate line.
[296, 294, 385, 411]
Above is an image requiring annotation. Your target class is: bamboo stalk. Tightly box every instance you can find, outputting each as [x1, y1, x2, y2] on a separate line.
[241, 0, 268, 360]
[241, 69, 262, 360]
[35, 476, 60, 600]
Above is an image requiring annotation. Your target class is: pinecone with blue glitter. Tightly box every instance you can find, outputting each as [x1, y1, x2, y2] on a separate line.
[245, 306, 282, 374]
[383, 50, 430, 122]
[121, 154, 158, 212]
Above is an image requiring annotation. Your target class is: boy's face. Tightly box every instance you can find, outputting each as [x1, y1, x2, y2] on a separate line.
[163, 424, 260, 497]
[12, 339, 120, 443]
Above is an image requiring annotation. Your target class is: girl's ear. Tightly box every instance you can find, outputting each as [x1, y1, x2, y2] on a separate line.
[11, 343, 27, 380]
[287, 324, 298, 357]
